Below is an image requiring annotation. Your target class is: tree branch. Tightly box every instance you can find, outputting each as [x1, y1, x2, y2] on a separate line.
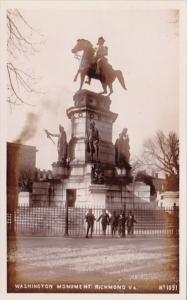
[7, 9, 44, 106]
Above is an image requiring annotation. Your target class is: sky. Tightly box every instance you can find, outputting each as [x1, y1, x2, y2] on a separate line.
[6, 4, 179, 170]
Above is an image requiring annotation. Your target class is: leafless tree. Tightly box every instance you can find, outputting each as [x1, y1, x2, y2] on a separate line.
[141, 130, 179, 178]
[130, 158, 144, 175]
[7, 9, 44, 106]
[18, 168, 35, 192]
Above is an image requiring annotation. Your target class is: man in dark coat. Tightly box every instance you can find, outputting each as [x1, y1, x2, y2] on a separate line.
[97, 209, 110, 235]
[118, 210, 127, 237]
[126, 211, 137, 236]
[85, 209, 96, 238]
[110, 210, 119, 237]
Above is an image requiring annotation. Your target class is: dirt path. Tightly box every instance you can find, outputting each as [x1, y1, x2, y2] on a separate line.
[8, 236, 179, 293]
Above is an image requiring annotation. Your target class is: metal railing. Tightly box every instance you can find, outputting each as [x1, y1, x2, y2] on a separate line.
[7, 203, 179, 237]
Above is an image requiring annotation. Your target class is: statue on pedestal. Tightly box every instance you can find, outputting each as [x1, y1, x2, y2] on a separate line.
[67, 134, 77, 164]
[87, 121, 100, 162]
[91, 161, 104, 184]
[85, 37, 108, 85]
[115, 128, 131, 176]
[45, 125, 68, 165]
[72, 38, 127, 96]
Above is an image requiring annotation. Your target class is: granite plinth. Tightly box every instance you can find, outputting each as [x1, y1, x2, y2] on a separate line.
[67, 90, 118, 165]
[73, 89, 111, 111]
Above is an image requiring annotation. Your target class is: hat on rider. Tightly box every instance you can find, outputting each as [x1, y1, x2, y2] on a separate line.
[122, 128, 128, 134]
[97, 37, 105, 45]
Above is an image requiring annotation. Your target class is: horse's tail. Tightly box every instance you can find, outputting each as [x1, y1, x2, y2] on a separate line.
[115, 70, 127, 90]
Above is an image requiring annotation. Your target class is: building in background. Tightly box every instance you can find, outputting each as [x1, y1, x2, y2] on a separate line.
[7, 142, 37, 207]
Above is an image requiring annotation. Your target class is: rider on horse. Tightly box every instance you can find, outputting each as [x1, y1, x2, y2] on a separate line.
[72, 37, 127, 95]
[96, 37, 108, 73]
[85, 37, 108, 85]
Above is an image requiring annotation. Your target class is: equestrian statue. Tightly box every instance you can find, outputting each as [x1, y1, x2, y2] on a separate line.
[72, 37, 127, 96]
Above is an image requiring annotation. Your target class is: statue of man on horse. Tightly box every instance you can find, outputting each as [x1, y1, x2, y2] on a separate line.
[85, 36, 108, 85]
[72, 37, 127, 96]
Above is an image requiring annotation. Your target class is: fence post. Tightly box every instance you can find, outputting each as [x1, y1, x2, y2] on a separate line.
[10, 210, 15, 235]
[132, 177, 135, 210]
[9, 193, 17, 236]
[64, 200, 69, 237]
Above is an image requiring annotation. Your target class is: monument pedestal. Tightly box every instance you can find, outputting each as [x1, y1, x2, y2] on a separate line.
[32, 90, 134, 208]
[66, 89, 118, 165]
[50, 90, 133, 207]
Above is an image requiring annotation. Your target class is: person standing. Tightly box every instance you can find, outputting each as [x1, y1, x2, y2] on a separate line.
[118, 210, 127, 237]
[110, 210, 119, 237]
[97, 209, 110, 235]
[126, 211, 137, 237]
[85, 209, 96, 238]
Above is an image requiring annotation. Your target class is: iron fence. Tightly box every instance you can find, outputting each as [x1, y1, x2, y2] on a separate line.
[7, 203, 179, 237]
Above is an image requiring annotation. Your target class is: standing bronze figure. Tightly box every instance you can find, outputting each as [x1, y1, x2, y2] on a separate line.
[45, 125, 68, 165]
[87, 121, 100, 162]
[115, 128, 131, 176]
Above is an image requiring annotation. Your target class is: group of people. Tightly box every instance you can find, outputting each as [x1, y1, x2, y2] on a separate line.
[85, 209, 137, 238]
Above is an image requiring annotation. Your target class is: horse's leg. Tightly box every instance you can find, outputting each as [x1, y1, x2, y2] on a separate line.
[85, 76, 91, 85]
[73, 70, 80, 82]
[79, 70, 86, 90]
[85, 68, 91, 85]
[108, 82, 113, 96]
[85, 65, 94, 84]
[99, 81, 107, 94]
[96, 144, 99, 161]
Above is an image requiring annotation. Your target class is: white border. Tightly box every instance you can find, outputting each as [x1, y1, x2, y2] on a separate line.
[0, 1, 186, 300]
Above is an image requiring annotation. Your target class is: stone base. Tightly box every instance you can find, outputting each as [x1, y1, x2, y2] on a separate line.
[66, 89, 118, 166]
[31, 182, 51, 206]
[31, 161, 155, 210]
[52, 163, 69, 178]
[31, 162, 131, 207]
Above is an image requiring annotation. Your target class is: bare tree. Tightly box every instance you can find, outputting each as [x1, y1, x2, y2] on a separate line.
[142, 131, 179, 177]
[130, 157, 144, 176]
[7, 9, 44, 106]
[18, 168, 35, 192]
[132, 131, 179, 190]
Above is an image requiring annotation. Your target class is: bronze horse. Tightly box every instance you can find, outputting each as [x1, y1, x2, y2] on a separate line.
[72, 39, 127, 96]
